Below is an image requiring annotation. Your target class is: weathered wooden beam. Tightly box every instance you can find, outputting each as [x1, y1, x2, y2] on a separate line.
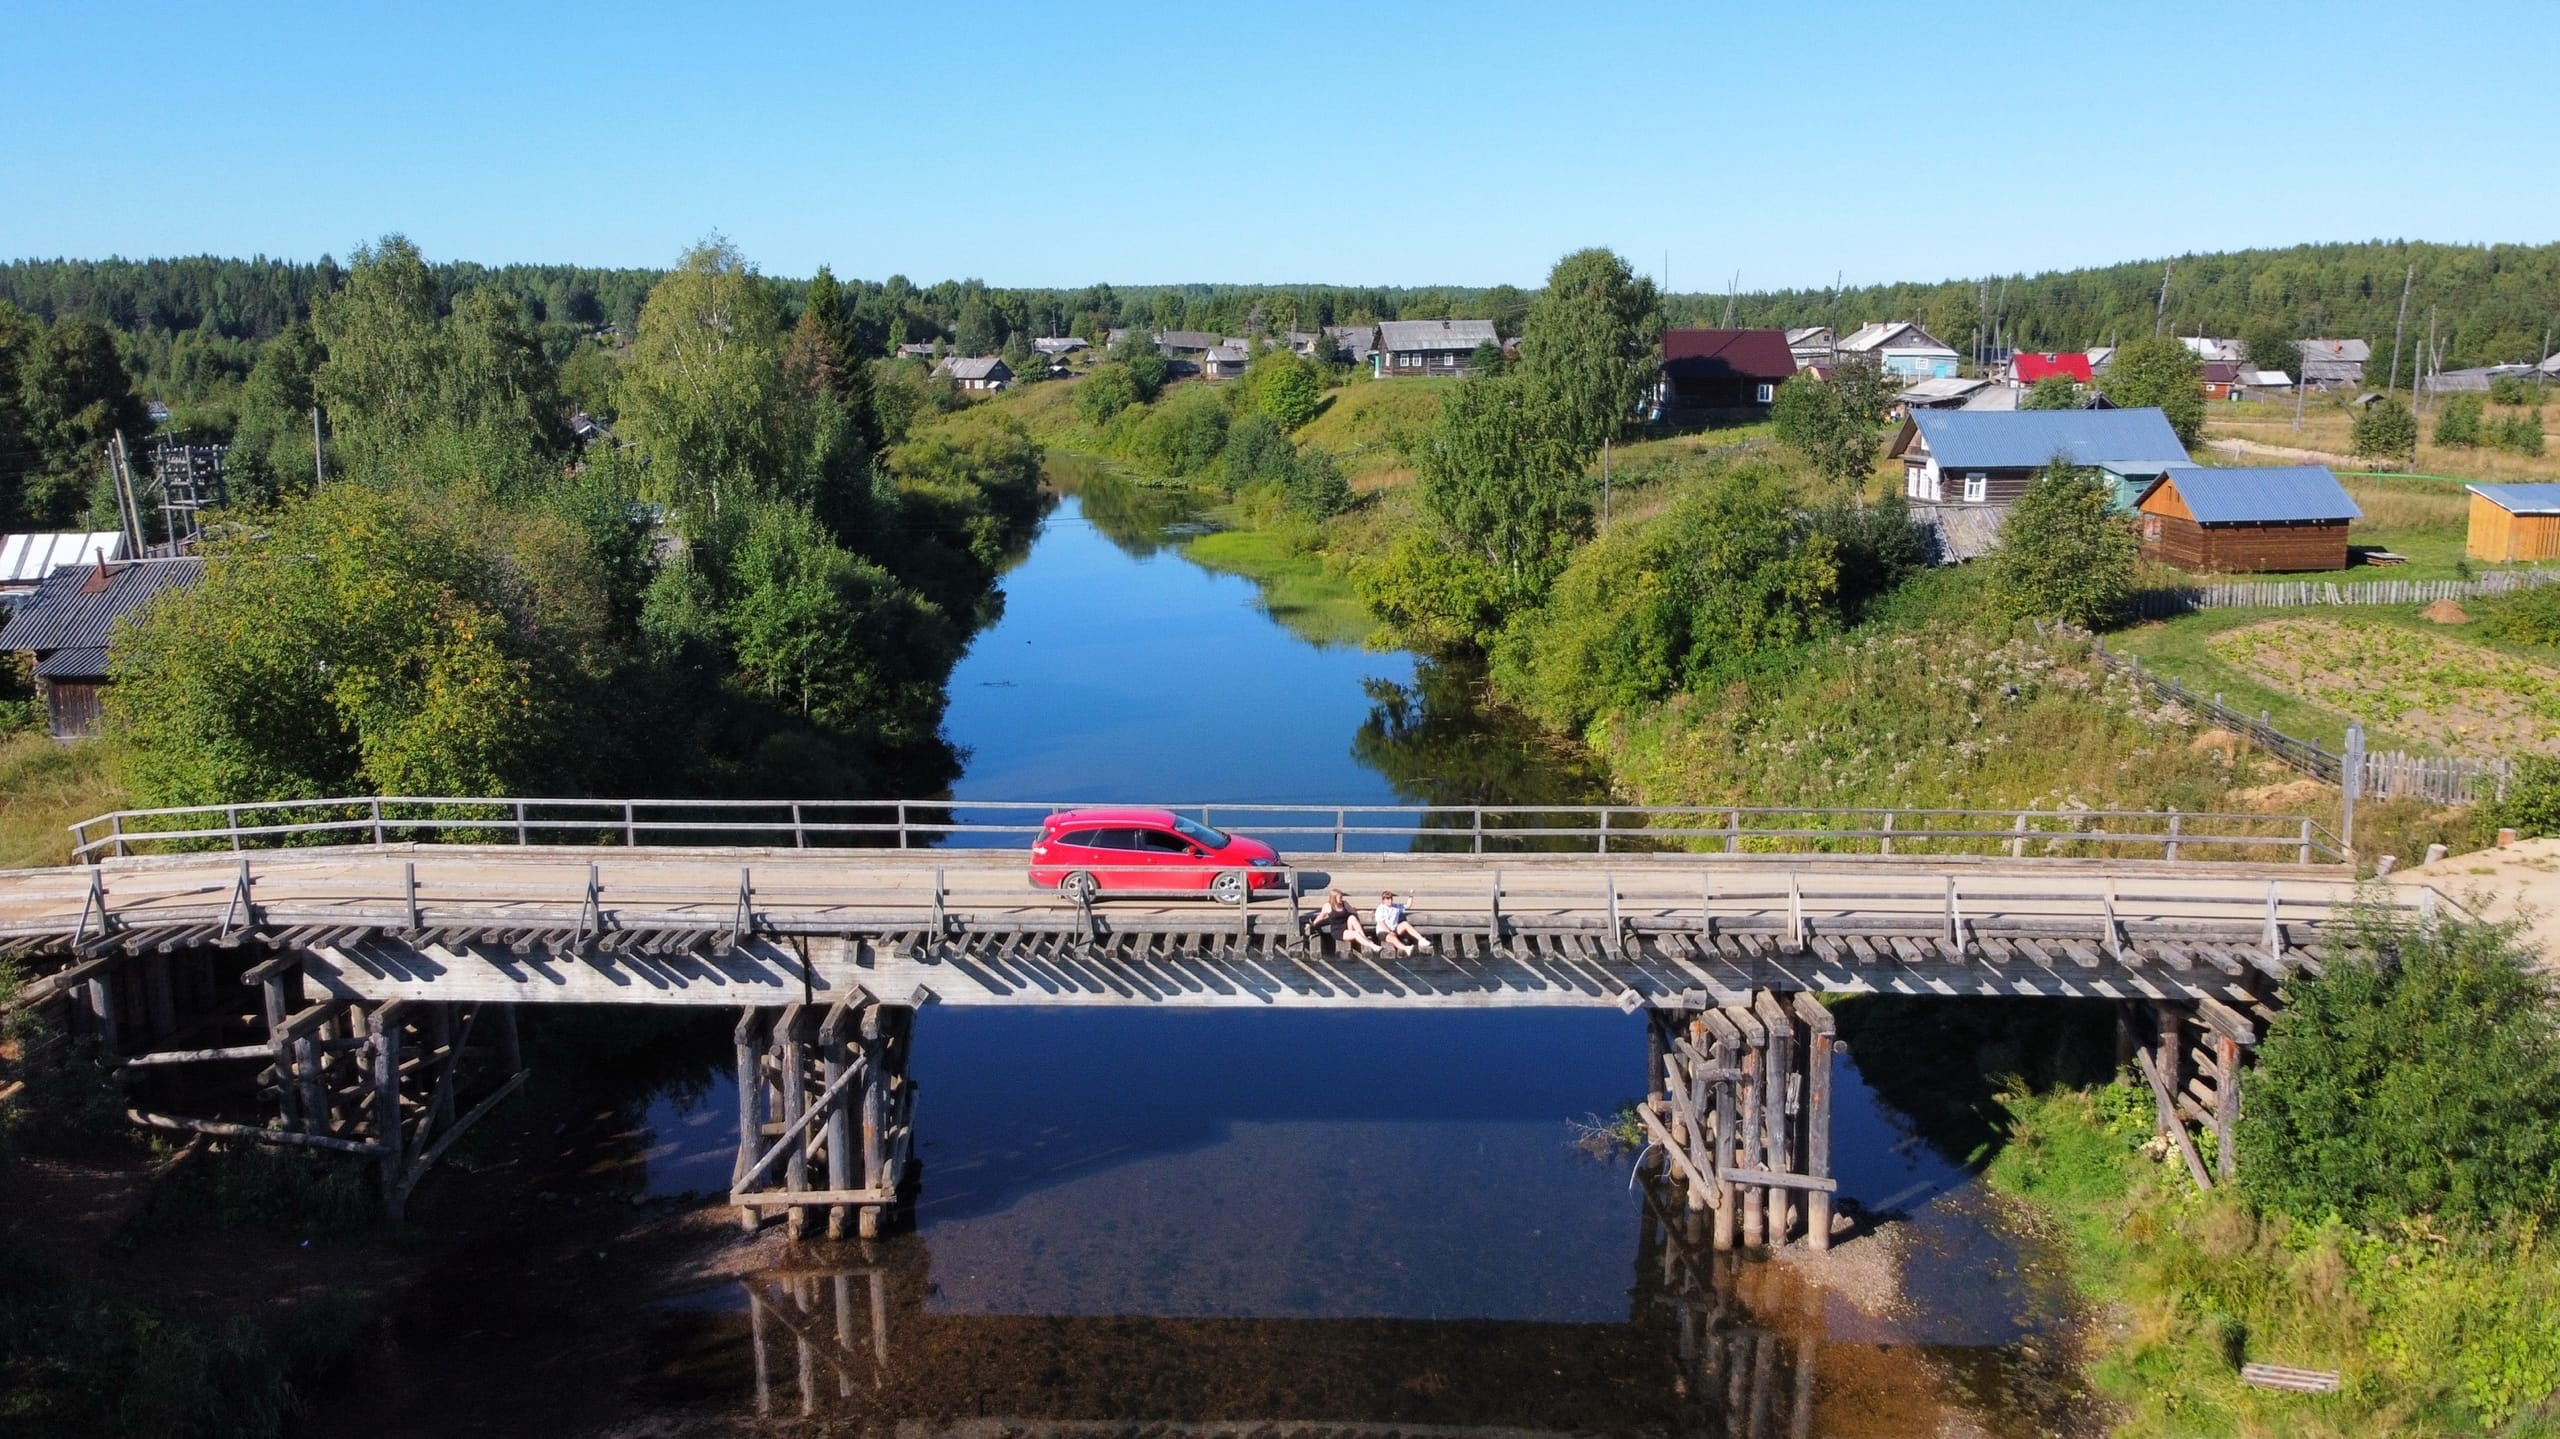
[127, 1107, 385, 1155]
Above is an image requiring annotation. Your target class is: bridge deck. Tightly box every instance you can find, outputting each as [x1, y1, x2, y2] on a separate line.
[0, 845, 2402, 1008]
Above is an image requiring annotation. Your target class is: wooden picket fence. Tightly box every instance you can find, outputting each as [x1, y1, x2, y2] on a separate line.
[2130, 566, 2560, 619]
[2056, 625, 2516, 806]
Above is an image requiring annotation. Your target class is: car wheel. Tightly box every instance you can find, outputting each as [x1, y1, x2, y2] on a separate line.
[1061, 871, 1100, 904]
[1209, 871, 1247, 905]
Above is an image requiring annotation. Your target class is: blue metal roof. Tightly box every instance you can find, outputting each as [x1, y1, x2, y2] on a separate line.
[2151, 465, 2362, 524]
[1910, 407, 2189, 470]
[2470, 483, 2560, 516]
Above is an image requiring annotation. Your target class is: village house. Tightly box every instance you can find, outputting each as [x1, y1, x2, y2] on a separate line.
[2178, 336, 2244, 366]
[1889, 406, 2189, 505]
[2133, 464, 2360, 573]
[894, 342, 939, 361]
[2297, 338, 2371, 388]
[1835, 321, 1959, 379]
[1154, 331, 1226, 360]
[0, 556, 202, 738]
[1894, 376, 1992, 413]
[1657, 328, 1797, 419]
[1, 531, 125, 607]
[1202, 342, 1249, 380]
[1373, 318, 1499, 377]
[1032, 337, 1089, 357]
[1323, 324, 1378, 368]
[2466, 484, 2560, 563]
[936, 356, 1012, 391]
[2201, 361, 2241, 401]
[1785, 326, 1835, 368]
[2008, 352, 2094, 391]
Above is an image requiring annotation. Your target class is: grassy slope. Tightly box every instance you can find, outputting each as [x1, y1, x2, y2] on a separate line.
[0, 734, 124, 869]
[2207, 394, 2560, 487]
[1180, 522, 1373, 648]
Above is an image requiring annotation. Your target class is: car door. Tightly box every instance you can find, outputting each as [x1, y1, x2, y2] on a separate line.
[1078, 828, 1152, 891]
[1049, 827, 1119, 888]
[1132, 826, 1209, 890]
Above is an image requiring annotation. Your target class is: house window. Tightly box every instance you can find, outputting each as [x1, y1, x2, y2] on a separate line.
[2144, 515, 2162, 543]
[1755, 382, 1775, 404]
[1963, 473, 1988, 503]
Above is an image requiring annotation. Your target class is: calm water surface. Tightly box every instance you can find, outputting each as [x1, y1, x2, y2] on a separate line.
[617, 470, 2090, 1434]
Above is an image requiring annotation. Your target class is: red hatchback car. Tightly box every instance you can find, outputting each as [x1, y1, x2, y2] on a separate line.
[1029, 808, 1286, 903]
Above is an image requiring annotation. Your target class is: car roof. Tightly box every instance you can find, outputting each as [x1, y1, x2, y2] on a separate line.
[1043, 807, 1179, 828]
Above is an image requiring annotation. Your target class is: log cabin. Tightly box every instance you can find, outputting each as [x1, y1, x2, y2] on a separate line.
[1373, 318, 1498, 378]
[2134, 465, 2360, 573]
[2467, 483, 2560, 563]
[1658, 328, 1797, 419]
[0, 556, 201, 739]
[1891, 407, 2188, 505]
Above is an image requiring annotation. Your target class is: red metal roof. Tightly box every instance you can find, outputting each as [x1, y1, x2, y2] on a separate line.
[1660, 328, 1798, 381]
[2011, 352, 2093, 384]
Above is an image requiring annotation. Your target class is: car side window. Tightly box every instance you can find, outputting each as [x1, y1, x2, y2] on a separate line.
[1137, 830, 1192, 854]
[1059, 828, 1112, 850]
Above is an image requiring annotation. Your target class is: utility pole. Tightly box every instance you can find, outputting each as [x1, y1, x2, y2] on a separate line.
[2386, 264, 2413, 395]
[2537, 322, 2553, 404]
[109, 432, 145, 558]
[2294, 349, 2309, 432]
[1601, 438, 1612, 530]
[311, 406, 326, 486]
[2420, 307, 2438, 414]
[1723, 270, 1739, 329]
[2154, 260, 2172, 336]
[1829, 271, 1842, 347]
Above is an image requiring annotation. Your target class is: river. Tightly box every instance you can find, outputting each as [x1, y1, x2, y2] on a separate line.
[359, 467, 2096, 1436]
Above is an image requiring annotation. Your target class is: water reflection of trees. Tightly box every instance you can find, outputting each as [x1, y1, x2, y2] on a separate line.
[1049, 458, 1210, 560]
[708, 1171, 1831, 1437]
[1352, 659, 1620, 852]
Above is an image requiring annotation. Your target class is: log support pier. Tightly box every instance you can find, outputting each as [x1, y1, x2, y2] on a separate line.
[2137, 990, 2264, 1188]
[1641, 990, 1839, 1252]
[733, 999, 915, 1239]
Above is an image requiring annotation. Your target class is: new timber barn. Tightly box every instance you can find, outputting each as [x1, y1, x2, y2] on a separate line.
[2467, 483, 2560, 563]
[2135, 464, 2360, 573]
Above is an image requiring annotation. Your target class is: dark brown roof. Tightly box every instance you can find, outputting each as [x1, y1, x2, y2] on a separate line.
[1660, 329, 1798, 382]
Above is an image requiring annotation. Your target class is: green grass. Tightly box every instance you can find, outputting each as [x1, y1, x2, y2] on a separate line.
[1292, 377, 1449, 480]
[1182, 520, 1375, 648]
[0, 733, 124, 870]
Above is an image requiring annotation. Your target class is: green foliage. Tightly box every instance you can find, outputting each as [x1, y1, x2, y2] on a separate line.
[1245, 347, 1321, 430]
[2433, 391, 2485, 446]
[1130, 384, 1231, 476]
[718, 499, 960, 746]
[2482, 582, 2560, 647]
[2096, 334, 2207, 445]
[1493, 466, 1843, 730]
[314, 237, 567, 471]
[1075, 363, 1138, 425]
[1808, 490, 1929, 619]
[2353, 396, 2419, 461]
[2490, 410, 2546, 456]
[3, 305, 147, 527]
[1112, 329, 1168, 401]
[1415, 372, 1589, 606]
[2240, 912, 2560, 1229]
[1284, 446, 1351, 520]
[1769, 356, 1892, 484]
[1219, 411, 1296, 490]
[2493, 754, 2560, 838]
[2489, 374, 2537, 407]
[1513, 247, 1659, 462]
[2021, 374, 2080, 410]
[876, 417, 1046, 621]
[1353, 526, 1507, 653]
[1987, 462, 2138, 627]
[2241, 326, 2299, 383]
[615, 239, 796, 518]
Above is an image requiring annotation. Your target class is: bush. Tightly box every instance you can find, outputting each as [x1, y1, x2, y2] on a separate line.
[1986, 462, 2137, 626]
[2238, 911, 2560, 1229]
[1284, 447, 1352, 519]
[2489, 374, 2535, 407]
[2491, 410, 2546, 456]
[1354, 526, 1506, 653]
[2480, 581, 2560, 647]
[2433, 391, 2484, 446]
[2495, 754, 2560, 838]
[1074, 364, 1138, 426]
[2352, 397, 2418, 461]
[1130, 384, 1230, 476]
[1245, 348, 1321, 430]
[1218, 411, 1296, 490]
[2020, 375, 2080, 410]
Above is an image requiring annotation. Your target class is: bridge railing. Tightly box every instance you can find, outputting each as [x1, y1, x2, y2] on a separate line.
[66, 796, 2349, 866]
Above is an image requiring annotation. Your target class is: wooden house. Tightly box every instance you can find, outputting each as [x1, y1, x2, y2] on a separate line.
[2009, 352, 2093, 390]
[1658, 328, 1797, 418]
[1785, 326, 1835, 368]
[1202, 342, 1249, 380]
[2297, 338, 2370, 389]
[2134, 465, 2359, 573]
[1374, 319, 1498, 378]
[937, 356, 1012, 391]
[2467, 484, 2560, 563]
[0, 557, 201, 738]
[1890, 407, 2188, 505]
[1154, 331, 1225, 360]
[2200, 361, 2239, 401]
[1836, 321, 1959, 379]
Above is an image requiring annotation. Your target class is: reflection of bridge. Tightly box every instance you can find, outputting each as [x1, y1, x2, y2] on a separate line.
[0, 797, 2436, 1233]
[723, 1178, 1847, 1437]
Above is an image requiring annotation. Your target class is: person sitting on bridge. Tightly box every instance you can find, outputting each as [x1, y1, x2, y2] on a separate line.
[1304, 889, 1383, 954]
[1374, 891, 1432, 955]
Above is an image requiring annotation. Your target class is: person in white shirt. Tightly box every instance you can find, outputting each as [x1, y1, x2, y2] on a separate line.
[1373, 891, 1432, 955]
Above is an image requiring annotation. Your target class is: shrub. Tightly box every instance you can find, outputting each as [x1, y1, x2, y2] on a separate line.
[2020, 375, 2080, 410]
[1130, 384, 1229, 476]
[2352, 397, 2418, 461]
[1074, 364, 1138, 426]
[2495, 754, 2560, 838]
[1245, 348, 1321, 430]
[1354, 526, 1506, 653]
[2433, 391, 2484, 447]
[2480, 581, 2560, 647]
[2491, 410, 2546, 456]
[1284, 447, 1352, 519]
[2489, 374, 2535, 407]
[1986, 462, 2137, 627]
[1218, 411, 1296, 490]
[2238, 911, 2560, 1229]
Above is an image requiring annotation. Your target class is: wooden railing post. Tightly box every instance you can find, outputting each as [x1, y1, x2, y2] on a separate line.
[1597, 809, 1610, 856]
[227, 805, 243, 853]
[2297, 818, 2313, 865]
[371, 797, 385, 846]
[624, 801, 638, 848]
[897, 802, 909, 850]
[112, 814, 126, 860]
[2011, 812, 2028, 859]
[1879, 812, 1895, 856]
[1334, 808, 1345, 853]
[2165, 812, 2182, 862]
[1724, 809, 1740, 855]
[792, 803, 806, 849]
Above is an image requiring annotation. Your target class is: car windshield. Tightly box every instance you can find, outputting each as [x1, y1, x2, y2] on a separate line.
[1169, 814, 1229, 849]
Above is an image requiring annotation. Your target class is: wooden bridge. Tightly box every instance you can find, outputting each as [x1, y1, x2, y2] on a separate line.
[0, 796, 2424, 1242]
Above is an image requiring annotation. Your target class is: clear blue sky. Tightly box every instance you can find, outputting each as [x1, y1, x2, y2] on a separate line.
[4, 1, 2552, 292]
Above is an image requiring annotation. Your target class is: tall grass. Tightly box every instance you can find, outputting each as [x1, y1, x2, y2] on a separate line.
[0, 734, 125, 869]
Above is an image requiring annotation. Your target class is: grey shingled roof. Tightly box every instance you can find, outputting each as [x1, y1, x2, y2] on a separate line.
[0, 558, 202, 656]
[2148, 464, 2361, 524]
[1376, 318, 1498, 353]
[941, 356, 1010, 381]
[1908, 407, 2187, 469]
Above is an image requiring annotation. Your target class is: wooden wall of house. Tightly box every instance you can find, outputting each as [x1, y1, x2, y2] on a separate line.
[2141, 515, 2351, 573]
[2468, 493, 2560, 562]
[1380, 350, 1473, 378]
[41, 679, 101, 739]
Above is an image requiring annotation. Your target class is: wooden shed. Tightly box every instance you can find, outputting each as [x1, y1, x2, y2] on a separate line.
[2135, 464, 2360, 573]
[2467, 484, 2560, 563]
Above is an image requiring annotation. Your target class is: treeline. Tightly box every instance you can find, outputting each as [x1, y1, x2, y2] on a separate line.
[92, 236, 1043, 806]
[1672, 238, 2560, 372]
